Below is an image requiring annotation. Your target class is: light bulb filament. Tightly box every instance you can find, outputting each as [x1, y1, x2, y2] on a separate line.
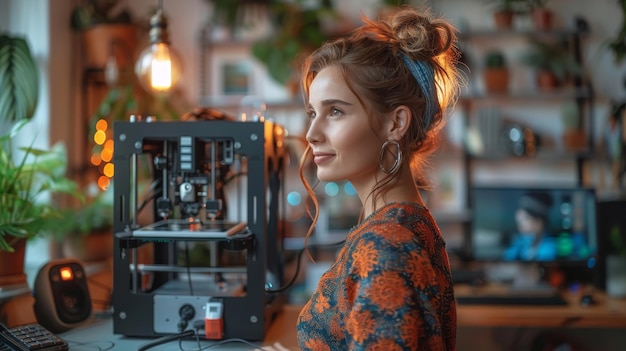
[151, 43, 173, 90]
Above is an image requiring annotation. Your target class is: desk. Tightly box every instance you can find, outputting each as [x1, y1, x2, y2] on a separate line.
[3, 285, 626, 350]
[454, 284, 626, 328]
[58, 296, 626, 351]
[59, 305, 303, 351]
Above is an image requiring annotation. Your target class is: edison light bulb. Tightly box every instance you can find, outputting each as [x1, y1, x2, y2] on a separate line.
[134, 7, 182, 94]
[135, 42, 182, 93]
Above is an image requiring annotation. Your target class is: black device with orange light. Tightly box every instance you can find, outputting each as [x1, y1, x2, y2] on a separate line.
[33, 258, 92, 333]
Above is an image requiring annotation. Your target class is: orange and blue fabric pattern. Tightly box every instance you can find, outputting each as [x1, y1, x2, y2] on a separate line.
[297, 202, 456, 351]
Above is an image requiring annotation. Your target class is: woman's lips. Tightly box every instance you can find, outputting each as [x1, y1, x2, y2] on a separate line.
[313, 153, 334, 165]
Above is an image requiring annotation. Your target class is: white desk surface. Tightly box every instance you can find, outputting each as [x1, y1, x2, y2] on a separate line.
[59, 305, 302, 351]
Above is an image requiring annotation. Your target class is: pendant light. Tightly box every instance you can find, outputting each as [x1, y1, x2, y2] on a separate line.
[135, 0, 182, 94]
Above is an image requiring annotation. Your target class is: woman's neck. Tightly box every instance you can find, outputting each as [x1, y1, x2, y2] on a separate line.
[357, 171, 424, 219]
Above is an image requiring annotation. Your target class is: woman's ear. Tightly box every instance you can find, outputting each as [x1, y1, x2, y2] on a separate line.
[386, 105, 411, 140]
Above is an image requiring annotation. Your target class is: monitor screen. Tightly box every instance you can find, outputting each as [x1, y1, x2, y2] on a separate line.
[470, 186, 598, 265]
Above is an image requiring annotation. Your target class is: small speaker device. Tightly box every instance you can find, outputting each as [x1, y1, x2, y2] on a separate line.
[33, 258, 92, 333]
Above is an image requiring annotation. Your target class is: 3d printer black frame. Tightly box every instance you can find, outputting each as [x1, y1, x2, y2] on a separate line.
[111, 119, 286, 340]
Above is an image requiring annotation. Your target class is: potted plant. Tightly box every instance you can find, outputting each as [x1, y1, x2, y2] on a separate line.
[48, 185, 114, 262]
[204, 0, 241, 39]
[483, 50, 510, 93]
[526, 0, 554, 31]
[485, 0, 527, 29]
[0, 120, 82, 288]
[0, 33, 39, 125]
[251, 0, 340, 91]
[520, 39, 581, 90]
[0, 32, 38, 288]
[71, 0, 137, 69]
[559, 101, 586, 151]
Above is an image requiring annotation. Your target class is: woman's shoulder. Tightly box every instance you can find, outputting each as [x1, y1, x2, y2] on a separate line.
[350, 202, 443, 254]
[352, 203, 430, 245]
[363, 202, 431, 224]
[372, 202, 437, 232]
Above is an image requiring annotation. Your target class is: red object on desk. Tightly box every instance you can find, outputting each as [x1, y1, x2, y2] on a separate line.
[204, 301, 223, 340]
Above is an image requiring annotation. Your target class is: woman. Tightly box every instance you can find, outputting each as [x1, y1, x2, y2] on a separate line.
[296, 6, 463, 351]
[504, 191, 557, 261]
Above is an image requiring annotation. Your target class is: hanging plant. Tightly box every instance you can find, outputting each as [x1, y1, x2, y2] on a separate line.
[0, 33, 39, 123]
[608, 0, 626, 63]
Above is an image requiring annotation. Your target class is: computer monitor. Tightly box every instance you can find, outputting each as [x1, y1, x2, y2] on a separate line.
[470, 185, 598, 267]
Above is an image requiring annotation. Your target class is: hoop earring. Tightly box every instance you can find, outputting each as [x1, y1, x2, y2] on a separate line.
[379, 140, 402, 174]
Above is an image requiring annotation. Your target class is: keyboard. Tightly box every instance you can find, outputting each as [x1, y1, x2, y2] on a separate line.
[0, 323, 68, 351]
[456, 293, 568, 306]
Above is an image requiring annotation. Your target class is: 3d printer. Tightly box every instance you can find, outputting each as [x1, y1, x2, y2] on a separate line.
[111, 113, 287, 340]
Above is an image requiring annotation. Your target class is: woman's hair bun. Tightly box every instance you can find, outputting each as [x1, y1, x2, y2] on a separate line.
[390, 9, 455, 60]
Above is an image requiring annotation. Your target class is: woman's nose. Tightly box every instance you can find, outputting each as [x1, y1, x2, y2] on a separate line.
[305, 120, 322, 144]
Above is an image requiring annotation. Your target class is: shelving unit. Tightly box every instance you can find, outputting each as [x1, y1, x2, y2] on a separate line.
[446, 26, 596, 258]
[460, 28, 592, 170]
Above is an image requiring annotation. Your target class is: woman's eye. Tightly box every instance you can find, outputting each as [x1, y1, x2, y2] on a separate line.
[330, 107, 342, 117]
[307, 110, 316, 119]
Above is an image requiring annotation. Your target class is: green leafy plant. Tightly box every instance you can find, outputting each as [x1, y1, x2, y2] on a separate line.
[610, 225, 626, 257]
[48, 186, 113, 239]
[560, 101, 580, 130]
[485, 0, 529, 12]
[206, 0, 240, 32]
[0, 33, 39, 123]
[251, 0, 338, 86]
[70, 0, 133, 31]
[83, 74, 186, 193]
[607, 0, 626, 64]
[524, 0, 550, 10]
[485, 50, 507, 68]
[520, 39, 581, 83]
[0, 120, 82, 252]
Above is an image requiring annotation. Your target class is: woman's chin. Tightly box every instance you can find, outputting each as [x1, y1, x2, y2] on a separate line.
[316, 171, 342, 183]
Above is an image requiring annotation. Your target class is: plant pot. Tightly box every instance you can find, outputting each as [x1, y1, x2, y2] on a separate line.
[536, 70, 559, 90]
[532, 9, 554, 31]
[62, 229, 113, 262]
[484, 68, 509, 93]
[493, 10, 514, 30]
[606, 255, 626, 298]
[0, 238, 27, 288]
[562, 129, 587, 151]
[82, 24, 138, 70]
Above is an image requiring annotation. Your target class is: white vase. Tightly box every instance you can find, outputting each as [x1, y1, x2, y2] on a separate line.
[606, 255, 626, 298]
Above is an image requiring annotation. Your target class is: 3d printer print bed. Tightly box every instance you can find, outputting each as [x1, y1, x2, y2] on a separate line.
[133, 219, 248, 239]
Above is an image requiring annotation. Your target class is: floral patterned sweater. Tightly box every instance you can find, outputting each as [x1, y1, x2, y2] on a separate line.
[297, 202, 456, 351]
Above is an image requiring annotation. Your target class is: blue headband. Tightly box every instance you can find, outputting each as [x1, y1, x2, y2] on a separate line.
[401, 54, 440, 128]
